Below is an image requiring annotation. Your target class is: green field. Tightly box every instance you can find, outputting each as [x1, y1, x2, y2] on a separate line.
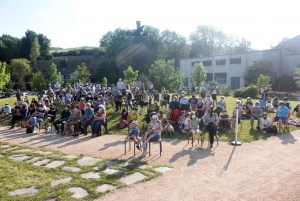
[1, 95, 299, 142]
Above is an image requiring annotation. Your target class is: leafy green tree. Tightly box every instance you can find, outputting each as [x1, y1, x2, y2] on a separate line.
[0, 62, 10, 91]
[60, 57, 67, 68]
[101, 77, 107, 87]
[29, 37, 40, 71]
[244, 60, 275, 87]
[123, 66, 139, 84]
[76, 63, 91, 83]
[191, 63, 207, 87]
[149, 59, 184, 91]
[21, 30, 38, 59]
[257, 75, 272, 91]
[38, 33, 51, 58]
[10, 58, 31, 87]
[293, 64, 300, 88]
[32, 72, 47, 93]
[48, 62, 63, 85]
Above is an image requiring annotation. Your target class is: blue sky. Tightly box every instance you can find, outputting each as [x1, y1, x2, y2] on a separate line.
[0, 0, 299, 50]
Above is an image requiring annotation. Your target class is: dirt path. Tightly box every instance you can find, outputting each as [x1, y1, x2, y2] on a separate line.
[0, 127, 299, 201]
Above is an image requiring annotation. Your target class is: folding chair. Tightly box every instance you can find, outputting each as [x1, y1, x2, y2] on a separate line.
[148, 138, 162, 157]
[187, 132, 200, 147]
[124, 137, 142, 156]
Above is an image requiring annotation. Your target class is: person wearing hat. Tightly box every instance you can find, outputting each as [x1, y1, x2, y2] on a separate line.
[258, 113, 271, 133]
[269, 101, 291, 133]
[53, 104, 71, 134]
[140, 114, 162, 157]
[250, 101, 263, 129]
[179, 91, 186, 104]
[126, 121, 141, 150]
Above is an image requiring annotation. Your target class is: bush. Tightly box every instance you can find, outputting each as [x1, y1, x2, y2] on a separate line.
[45, 53, 54, 60]
[25, 82, 32, 91]
[233, 85, 258, 98]
[220, 85, 231, 96]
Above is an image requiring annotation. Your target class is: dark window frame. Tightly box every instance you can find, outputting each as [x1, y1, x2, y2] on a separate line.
[230, 58, 241, 64]
[216, 59, 226, 65]
[203, 60, 212, 66]
[214, 73, 227, 84]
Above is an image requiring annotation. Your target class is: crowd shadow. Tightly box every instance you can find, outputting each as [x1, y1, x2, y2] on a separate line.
[276, 132, 298, 144]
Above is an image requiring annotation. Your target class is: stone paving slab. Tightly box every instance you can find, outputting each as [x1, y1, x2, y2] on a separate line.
[102, 161, 117, 167]
[120, 162, 133, 167]
[0, 145, 11, 148]
[33, 159, 51, 166]
[96, 184, 116, 193]
[62, 166, 82, 172]
[45, 160, 65, 168]
[0, 154, 4, 157]
[14, 149, 33, 153]
[103, 168, 125, 175]
[154, 167, 173, 173]
[93, 167, 100, 171]
[26, 157, 41, 163]
[50, 177, 72, 187]
[9, 186, 39, 196]
[77, 156, 101, 166]
[120, 172, 146, 185]
[62, 154, 77, 159]
[68, 187, 89, 199]
[3, 147, 19, 152]
[9, 154, 31, 161]
[34, 151, 52, 155]
[81, 172, 100, 179]
[138, 165, 151, 169]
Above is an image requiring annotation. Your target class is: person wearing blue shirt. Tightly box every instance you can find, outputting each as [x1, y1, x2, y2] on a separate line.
[74, 102, 94, 136]
[259, 97, 265, 109]
[270, 101, 291, 133]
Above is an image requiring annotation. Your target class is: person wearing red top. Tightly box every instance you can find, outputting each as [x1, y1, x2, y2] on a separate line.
[91, 105, 106, 137]
[78, 98, 86, 115]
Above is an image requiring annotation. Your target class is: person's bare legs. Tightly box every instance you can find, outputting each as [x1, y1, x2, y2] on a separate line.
[278, 119, 282, 132]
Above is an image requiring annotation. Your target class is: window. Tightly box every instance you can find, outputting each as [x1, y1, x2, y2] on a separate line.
[64, 75, 71, 80]
[206, 73, 213, 82]
[203, 60, 212, 66]
[230, 58, 241, 64]
[191, 61, 200, 67]
[216, 59, 226, 65]
[214, 73, 227, 84]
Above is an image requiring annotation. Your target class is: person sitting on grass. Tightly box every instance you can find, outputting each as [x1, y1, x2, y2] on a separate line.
[196, 98, 205, 118]
[162, 120, 174, 137]
[0, 102, 11, 116]
[62, 106, 82, 135]
[44, 105, 57, 133]
[230, 101, 243, 132]
[53, 104, 71, 135]
[181, 112, 191, 135]
[266, 101, 275, 112]
[257, 113, 271, 133]
[292, 104, 300, 117]
[188, 92, 198, 111]
[90, 105, 106, 138]
[218, 109, 230, 131]
[126, 121, 141, 150]
[269, 101, 291, 133]
[190, 111, 203, 149]
[9, 103, 27, 130]
[140, 114, 162, 157]
[121, 108, 128, 121]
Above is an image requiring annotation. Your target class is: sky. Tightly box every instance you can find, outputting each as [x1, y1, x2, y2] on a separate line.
[0, 0, 299, 50]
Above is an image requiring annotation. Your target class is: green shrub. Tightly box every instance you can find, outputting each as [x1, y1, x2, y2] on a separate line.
[25, 82, 32, 91]
[233, 85, 257, 98]
[220, 85, 231, 96]
[45, 53, 54, 60]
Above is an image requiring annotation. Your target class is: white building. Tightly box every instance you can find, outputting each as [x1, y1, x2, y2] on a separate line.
[180, 35, 300, 90]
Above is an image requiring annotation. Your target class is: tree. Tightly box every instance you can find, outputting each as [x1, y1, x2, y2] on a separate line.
[123, 66, 139, 84]
[76, 63, 91, 83]
[293, 64, 300, 88]
[32, 72, 47, 93]
[48, 62, 63, 85]
[244, 60, 275, 87]
[257, 75, 272, 91]
[149, 59, 184, 91]
[60, 57, 67, 68]
[38, 33, 51, 58]
[10, 58, 31, 86]
[0, 62, 10, 91]
[21, 30, 37, 59]
[191, 63, 207, 87]
[101, 77, 107, 87]
[29, 37, 40, 71]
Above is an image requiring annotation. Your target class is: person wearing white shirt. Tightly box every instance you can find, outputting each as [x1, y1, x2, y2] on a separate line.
[212, 84, 218, 107]
[214, 96, 226, 116]
[259, 113, 271, 132]
[76, 80, 83, 89]
[205, 94, 213, 110]
[266, 101, 275, 112]
[54, 81, 61, 95]
[117, 78, 124, 90]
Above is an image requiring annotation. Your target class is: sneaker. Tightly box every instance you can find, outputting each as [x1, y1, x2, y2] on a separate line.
[141, 144, 146, 148]
[72, 133, 79, 137]
[56, 130, 61, 134]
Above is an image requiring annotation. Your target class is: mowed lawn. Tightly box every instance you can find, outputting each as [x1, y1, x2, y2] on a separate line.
[1, 95, 300, 142]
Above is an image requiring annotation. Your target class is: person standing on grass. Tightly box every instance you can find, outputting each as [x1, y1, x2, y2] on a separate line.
[212, 84, 218, 107]
[16, 89, 21, 102]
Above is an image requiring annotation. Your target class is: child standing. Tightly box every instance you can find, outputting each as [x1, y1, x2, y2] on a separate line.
[181, 113, 191, 135]
[127, 121, 141, 150]
[190, 112, 203, 149]
[259, 97, 265, 110]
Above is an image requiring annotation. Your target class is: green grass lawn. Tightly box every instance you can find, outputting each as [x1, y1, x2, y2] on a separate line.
[1, 95, 299, 143]
[0, 142, 162, 200]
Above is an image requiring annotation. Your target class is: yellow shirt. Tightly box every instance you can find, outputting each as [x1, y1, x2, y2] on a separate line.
[128, 113, 139, 122]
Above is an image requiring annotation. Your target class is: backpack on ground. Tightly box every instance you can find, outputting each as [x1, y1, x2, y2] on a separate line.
[26, 125, 34, 133]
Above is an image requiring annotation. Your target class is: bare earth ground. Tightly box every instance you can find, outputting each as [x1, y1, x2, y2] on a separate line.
[0, 126, 299, 201]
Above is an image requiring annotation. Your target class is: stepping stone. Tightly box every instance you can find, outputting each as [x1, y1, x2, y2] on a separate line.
[81, 172, 100, 179]
[14, 149, 33, 153]
[26, 157, 41, 163]
[154, 167, 173, 173]
[138, 165, 151, 169]
[77, 157, 101, 166]
[93, 167, 100, 171]
[68, 187, 89, 199]
[9, 186, 39, 196]
[33, 159, 51, 166]
[62, 155, 77, 159]
[0, 145, 10, 148]
[96, 184, 116, 193]
[50, 177, 72, 187]
[9, 154, 31, 161]
[120, 172, 146, 185]
[120, 162, 133, 167]
[34, 151, 52, 155]
[102, 161, 117, 167]
[3, 147, 19, 152]
[45, 160, 65, 168]
[63, 166, 81, 172]
[0, 154, 4, 158]
[103, 168, 125, 175]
